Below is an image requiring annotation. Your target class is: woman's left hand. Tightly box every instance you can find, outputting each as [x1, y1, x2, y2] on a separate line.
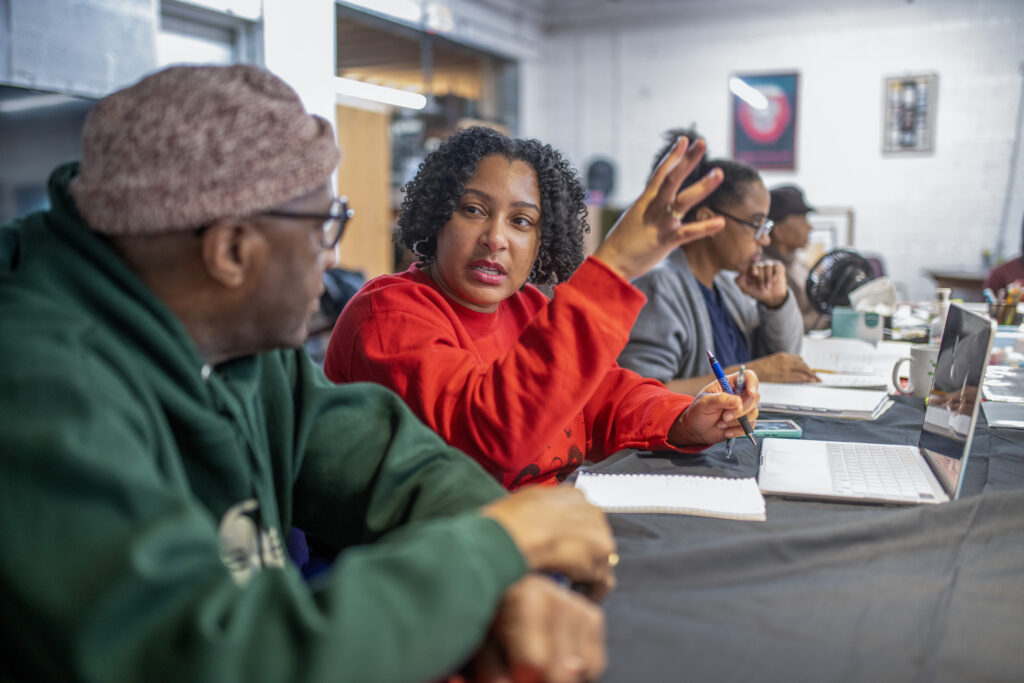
[735, 259, 788, 308]
[668, 369, 760, 445]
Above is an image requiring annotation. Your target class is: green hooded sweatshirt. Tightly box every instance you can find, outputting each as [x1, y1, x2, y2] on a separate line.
[0, 164, 526, 682]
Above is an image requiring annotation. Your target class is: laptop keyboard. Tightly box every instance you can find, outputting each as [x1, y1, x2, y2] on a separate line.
[825, 442, 936, 501]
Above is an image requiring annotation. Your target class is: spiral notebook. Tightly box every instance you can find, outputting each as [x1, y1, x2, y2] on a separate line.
[574, 471, 766, 521]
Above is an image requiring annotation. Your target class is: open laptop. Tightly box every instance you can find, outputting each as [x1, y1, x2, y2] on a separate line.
[758, 304, 996, 505]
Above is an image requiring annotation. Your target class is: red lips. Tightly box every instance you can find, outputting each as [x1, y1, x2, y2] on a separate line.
[468, 260, 508, 286]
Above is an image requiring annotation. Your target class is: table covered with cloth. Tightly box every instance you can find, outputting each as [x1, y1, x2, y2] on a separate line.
[579, 397, 1024, 682]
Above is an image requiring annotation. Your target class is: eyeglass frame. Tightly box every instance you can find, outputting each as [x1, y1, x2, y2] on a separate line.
[262, 196, 355, 250]
[711, 206, 773, 241]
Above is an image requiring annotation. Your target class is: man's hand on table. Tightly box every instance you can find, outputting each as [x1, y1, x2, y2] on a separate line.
[465, 574, 606, 683]
[481, 486, 617, 600]
[745, 352, 820, 384]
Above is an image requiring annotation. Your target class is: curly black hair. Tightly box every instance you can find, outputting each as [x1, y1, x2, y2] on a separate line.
[651, 127, 762, 222]
[395, 126, 589, 285]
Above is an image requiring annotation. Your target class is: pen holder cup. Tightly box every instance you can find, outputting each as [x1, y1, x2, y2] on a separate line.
[988, 303, 1023, 326]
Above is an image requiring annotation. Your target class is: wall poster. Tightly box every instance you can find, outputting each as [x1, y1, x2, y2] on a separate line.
[802, 207, 855, 270]
[730, 72, 798, 170]
[883, 73, 937, 153]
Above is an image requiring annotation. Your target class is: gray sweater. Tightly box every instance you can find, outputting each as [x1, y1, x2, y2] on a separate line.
[619, 248, 803, 383]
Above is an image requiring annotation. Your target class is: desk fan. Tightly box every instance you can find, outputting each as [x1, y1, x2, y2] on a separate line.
[806, 248, 877, 318]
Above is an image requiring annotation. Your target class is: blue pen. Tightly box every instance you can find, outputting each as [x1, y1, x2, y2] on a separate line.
[983, 288, 997, 305]
[706, 350, 757, 447]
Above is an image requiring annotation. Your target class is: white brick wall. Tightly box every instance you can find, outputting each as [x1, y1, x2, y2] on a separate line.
[525, 0, 1024, 300]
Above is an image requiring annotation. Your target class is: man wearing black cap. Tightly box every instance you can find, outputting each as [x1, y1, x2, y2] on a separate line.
[765, 184, 825, 331]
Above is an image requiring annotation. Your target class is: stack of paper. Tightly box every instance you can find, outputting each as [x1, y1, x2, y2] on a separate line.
[983, 365, 1024, 403]
[575, 471, 766, 521]
[757, 383, 894, 420]
[801, 336, 913, 391]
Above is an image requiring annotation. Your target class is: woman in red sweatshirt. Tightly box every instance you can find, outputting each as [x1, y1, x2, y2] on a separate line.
[324, 127, 760, 489]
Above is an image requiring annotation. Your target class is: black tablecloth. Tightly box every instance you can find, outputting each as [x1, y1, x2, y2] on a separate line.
[583, 397, 1024, 682]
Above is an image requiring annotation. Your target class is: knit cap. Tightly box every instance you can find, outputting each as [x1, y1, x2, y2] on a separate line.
[70, 64, 340, 235]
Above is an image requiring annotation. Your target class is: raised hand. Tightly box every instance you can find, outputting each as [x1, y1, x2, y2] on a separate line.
[594, 136, 725, 282]
[481, 486, 616, 599]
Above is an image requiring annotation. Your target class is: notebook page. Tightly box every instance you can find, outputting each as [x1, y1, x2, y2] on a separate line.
[575, 472, 766, 521]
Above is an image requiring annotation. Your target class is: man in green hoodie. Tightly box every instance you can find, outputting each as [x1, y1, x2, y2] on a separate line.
[0, 65, 615, 682]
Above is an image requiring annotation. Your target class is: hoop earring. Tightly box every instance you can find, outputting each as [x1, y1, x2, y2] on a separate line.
[412, 239, 430, 258]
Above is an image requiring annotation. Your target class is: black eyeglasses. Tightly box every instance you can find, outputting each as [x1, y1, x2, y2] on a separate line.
[712, 206, 773, 241]
[263, 196, 354, 249]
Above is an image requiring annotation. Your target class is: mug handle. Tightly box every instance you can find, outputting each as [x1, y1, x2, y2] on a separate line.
[891, 357, 912, 395]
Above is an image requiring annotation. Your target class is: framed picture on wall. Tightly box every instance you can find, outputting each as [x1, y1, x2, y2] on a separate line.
[883, 74, 937, 153]
[799, 207, 855, 269]
[730, 72, 798, 170]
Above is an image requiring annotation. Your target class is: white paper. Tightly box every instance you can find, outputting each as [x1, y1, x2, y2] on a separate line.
[801, 336, 913, 391]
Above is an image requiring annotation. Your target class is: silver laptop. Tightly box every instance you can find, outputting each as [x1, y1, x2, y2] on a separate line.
[758, 304, 996, 505]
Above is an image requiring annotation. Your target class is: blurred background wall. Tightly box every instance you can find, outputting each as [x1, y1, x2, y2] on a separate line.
[1, 0, 1021, 300]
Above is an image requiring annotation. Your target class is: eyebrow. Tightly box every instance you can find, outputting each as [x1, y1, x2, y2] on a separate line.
[463, 188, 541, 213]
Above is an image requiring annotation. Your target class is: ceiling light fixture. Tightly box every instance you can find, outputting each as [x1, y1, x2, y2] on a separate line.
[728, 77, 768, 110]
[334, 76, 427, 110]
[0, 93, 82, 114]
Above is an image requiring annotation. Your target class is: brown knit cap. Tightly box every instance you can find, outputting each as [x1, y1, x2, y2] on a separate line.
[70, 64, 340, 235]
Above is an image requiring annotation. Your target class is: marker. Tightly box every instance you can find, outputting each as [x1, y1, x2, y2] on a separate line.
[706, 350, 757, 447]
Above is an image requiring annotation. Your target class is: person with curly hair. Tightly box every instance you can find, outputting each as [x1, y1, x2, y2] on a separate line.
[618, 128, 817, 396]
[324, 126, 761, 489]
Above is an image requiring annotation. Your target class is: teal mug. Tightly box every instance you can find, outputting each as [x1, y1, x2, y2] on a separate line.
[831, 307, 882, 342]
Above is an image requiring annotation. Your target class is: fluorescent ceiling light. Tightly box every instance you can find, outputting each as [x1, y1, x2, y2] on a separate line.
[729, 77, 768, 110]
[334, 77, 426, 110]
[0, 94, 82, 114]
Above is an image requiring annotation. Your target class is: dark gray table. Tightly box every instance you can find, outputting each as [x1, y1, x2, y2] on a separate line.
[583, 397, 1024, 682]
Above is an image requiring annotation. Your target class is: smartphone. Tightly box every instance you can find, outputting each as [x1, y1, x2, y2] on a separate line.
[752, 419, 802, 439]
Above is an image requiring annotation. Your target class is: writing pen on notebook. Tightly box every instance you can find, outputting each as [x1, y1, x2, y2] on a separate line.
[706, 350, 757, 447]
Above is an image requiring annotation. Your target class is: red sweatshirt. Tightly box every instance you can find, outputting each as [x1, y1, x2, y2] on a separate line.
[324, 256, 699, 489]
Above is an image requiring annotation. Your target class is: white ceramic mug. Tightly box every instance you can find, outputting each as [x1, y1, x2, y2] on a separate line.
[891, 344, 939, 398]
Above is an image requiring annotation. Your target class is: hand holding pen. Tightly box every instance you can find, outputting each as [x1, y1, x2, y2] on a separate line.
[667, 352, 760, 447]
[725, 364, 749, 460]
[706, 350, 757, 446]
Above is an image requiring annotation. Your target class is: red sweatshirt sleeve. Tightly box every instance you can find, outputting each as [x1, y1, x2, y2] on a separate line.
[325, 257, 697, 485]
[583, 365, 699, 460]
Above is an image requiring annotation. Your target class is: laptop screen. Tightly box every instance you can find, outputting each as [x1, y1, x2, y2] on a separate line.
[918, 304, 996, 498]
